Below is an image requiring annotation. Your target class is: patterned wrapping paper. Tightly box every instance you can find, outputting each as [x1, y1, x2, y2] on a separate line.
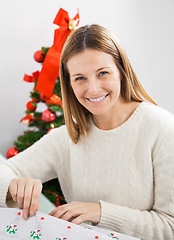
[80, 223, 140, 240]
[0, 208, 140, 240]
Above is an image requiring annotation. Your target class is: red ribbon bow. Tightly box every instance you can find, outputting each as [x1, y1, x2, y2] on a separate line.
[23, 71, 40, 83]
[36, 8, 80, 98]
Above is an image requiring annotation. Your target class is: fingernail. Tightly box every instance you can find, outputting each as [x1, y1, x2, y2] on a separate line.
[23, 213, 28, 220]
[30, 211, 34, 217]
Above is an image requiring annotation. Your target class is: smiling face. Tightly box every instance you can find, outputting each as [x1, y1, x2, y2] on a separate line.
[67, 49, 125, 120]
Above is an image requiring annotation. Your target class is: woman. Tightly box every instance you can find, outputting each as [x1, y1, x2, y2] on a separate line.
[0, 24, 174, 240]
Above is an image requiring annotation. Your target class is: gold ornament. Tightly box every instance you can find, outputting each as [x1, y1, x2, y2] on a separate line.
[69, 18, 78, 31]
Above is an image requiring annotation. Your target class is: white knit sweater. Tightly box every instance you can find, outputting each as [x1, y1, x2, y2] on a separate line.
[0, 102, 174, 240]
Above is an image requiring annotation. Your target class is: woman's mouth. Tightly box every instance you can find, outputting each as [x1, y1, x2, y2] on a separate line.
[87, 93, 109, 103]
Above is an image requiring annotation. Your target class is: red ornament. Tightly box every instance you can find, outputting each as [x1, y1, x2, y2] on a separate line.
[34, 50, 45, 63]
[26, 101, 37, 111]
[6, 147, 18, 159]
[42, 109, 56, 122]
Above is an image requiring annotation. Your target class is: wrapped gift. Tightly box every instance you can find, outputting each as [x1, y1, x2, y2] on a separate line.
[0, 208, 140, 240]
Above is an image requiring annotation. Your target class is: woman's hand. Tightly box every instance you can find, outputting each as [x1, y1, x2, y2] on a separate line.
[8, 178, 42, 220]
[49, 201, 101, 225]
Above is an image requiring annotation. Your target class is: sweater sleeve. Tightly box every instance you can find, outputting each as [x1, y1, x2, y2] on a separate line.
[97, 129, 174, 240]
[0, 126, 68, 207]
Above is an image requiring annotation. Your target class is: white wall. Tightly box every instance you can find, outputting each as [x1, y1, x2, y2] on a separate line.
[0, 0, 174, 157]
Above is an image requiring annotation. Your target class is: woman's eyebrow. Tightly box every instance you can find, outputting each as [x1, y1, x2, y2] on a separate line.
[70, 73, 84, 77]
[96, 67, 110, 72]
[70, 67, 111, 77]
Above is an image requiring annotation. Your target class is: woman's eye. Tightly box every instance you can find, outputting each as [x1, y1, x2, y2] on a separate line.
[75, 76, 85, 81]
[99, 71, 108, 76]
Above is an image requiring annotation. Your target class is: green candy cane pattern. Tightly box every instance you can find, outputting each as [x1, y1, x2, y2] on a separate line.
[30, 229, 41, 239]
[56, 238, 67, 240]
[109, 233, 119, 239]
[6, 224, 17, 234]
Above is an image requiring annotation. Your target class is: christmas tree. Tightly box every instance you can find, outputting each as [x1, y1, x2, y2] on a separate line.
[6, 8, 80, 206]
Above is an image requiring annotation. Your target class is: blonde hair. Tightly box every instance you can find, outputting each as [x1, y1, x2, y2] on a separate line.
[60, 24, 156, 144]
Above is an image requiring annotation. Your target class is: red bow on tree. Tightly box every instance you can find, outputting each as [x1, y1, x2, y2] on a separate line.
[36, 8, 80, 98]
[23, 71, 40, 83]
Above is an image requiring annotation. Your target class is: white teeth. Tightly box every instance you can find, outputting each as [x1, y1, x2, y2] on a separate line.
[89, 95, 106, 102]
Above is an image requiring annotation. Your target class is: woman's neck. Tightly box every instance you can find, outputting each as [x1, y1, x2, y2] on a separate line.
[92, 101, 141, 130]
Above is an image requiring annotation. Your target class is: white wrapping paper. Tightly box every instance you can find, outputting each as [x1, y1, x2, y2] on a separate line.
[0, 208, 140, 240]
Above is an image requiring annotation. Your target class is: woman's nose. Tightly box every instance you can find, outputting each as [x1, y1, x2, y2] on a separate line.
[87, 78, 101, 95]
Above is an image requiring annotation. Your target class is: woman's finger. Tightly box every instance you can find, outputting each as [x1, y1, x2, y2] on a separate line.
[49, 208, 58, 216]
[71, 214, 86, 225]
[16, 180, 25, 209]
[49, 204, 72, 218]
[23, 182, 33, 219]
[29, 180, 42, 216]
[9, 178, 18, 202]
[57, 209, 77, 221]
